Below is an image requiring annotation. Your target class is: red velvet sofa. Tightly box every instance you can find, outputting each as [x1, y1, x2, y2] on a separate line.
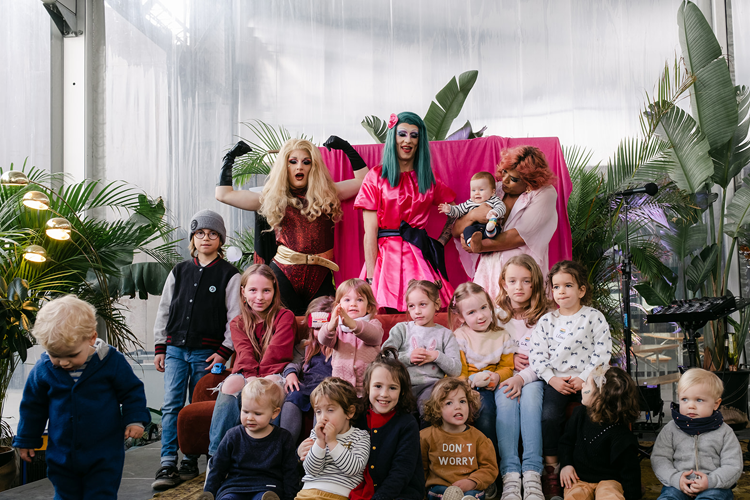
[176, 312, 453, 456]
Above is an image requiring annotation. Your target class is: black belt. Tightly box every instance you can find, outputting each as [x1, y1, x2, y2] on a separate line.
[377, 221, 449, 280]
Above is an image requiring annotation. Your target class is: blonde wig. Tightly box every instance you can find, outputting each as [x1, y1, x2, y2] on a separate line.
[258, 138, 342, 230]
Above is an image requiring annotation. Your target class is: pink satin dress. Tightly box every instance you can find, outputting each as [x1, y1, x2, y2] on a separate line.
[354, 166, 456, 310]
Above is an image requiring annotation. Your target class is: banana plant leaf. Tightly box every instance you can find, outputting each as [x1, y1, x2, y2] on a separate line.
[678, 1, 737, 149]
[685, 244, 719, 293]
[119, 262, 171, 300]
[711, 86, 750, 188]
[656, 106, 714, 193]
[660, 221, 707, 261]
[361, 116, 388, 144]
[723, 181, 750, 238]
[634, 275, 677, 306]
[424, 70, 479, 141]
[445, 121, 487, 141]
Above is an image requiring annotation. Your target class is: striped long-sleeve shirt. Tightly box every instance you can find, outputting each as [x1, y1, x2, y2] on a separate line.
[301, 426, 370, 497]
[446, 195, 506, 219]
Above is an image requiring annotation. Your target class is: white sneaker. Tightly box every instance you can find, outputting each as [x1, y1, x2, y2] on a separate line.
[441, 486, 467, 500]
[499, 472, 522, 500]
[522, 471, 544, 500]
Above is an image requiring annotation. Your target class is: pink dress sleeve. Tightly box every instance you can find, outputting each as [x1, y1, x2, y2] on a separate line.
[508, 185, 558, 262]
[431, 175, 456, 205]
[353, 167, 382, 211]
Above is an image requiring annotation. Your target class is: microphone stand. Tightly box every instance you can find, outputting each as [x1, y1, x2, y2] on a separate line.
[623, 197, 634, 376]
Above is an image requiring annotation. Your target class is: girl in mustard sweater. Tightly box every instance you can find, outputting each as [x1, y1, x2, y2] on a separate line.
[449, 282, 514, 451]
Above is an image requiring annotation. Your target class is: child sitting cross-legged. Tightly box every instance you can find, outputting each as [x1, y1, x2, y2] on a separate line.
[558, 365, 641, 500]
[651, 368, 742, 500]
[200, 378, 298, 500]
[420, 377, 499, 500]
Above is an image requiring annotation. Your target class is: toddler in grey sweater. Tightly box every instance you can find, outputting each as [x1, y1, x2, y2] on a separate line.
[651, 368, 742, 499]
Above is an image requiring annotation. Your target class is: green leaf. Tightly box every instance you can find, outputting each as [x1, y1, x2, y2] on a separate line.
[423, 70, 479, 141]
[361, 116, 388, 144]
[690, 58, 738, 150]
[656, 106, 714, 193]
[7, 278, 28, 302]
[445, 121, 487, 141]
[605, 136, 672, 193]
[119, 262, 171, 299]
[634, 276, 676, 306]
[660, 222, 707, 261]
[678, 1, 722, 74]
[710, 86, 750, 188]
[685, 243, 719, 292]
[723, 183, 750, 237]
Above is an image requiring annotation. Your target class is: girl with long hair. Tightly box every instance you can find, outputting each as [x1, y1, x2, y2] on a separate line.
[207, 264, 296, 457]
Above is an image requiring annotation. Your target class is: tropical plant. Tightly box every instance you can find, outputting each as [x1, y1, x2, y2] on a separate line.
[0, 161, 181, 358]
[625, 1, 750, 370]
[361, 70, 485, 143]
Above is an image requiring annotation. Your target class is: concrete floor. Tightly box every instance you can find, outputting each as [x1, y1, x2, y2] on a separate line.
[0, 442, 207, 500]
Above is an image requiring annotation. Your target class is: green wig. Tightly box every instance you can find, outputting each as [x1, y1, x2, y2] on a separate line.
[381, 112, 435, 194]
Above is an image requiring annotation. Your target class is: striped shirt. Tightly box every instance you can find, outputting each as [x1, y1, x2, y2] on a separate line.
[301, 426, 370, 497]
[447, 195, 506, 219]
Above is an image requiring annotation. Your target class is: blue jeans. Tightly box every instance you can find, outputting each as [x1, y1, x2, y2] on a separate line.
[208, 375, 281, 456]
[658, 486, 733, 500]
[428, 485, 485, 499]
[161, 346, 214, 459]
[495, 380, 543, 476]
[474, 389, 498, 444]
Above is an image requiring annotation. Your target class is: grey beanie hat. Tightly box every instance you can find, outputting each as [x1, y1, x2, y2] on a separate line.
[189, 209, 227, 243]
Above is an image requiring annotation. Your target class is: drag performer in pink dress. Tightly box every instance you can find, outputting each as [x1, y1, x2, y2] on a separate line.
[216, 136, 368, 315]
[452, 145, 557, 300]
[355, 112, 456, 311]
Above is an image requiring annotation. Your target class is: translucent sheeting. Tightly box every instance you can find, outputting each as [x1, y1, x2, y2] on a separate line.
[1, 3, 51, 171]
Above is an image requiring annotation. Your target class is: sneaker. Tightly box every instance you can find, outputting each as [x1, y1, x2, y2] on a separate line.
[179, 460, 199, 481]
[541, 465, 563, 500]
[152, 465, 181, 490]
[196, 493, 214, 500]
[500, 472, 522, 500]
[522, 471, 544, 500]
[485, 482, 499, 499]
[442, 486, 467, 500]
[261, 493, 280, 500]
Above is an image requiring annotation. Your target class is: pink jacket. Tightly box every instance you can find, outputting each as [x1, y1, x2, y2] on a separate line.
[318, 317, 383, 396]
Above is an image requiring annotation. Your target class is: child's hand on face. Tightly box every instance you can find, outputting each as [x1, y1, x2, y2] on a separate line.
[513, 353, 529, 371]
[323, 421, 339, 448]
[452, 479, 477, 493]
[679, 470, 695, 495]
[438, 203, 451, 215]
[569, 377, 584, 392]
[124, 425, 144, 440]
[314, 420, 327, 448]
[560, 466, 579, 488]
[689, 470, 708, 493]
[550, 376, 576, 395]
[338, 307, 357, 330]
[18, 448, 34, 463]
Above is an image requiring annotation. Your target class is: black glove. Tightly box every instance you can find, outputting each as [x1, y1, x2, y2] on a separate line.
[218, 140, 252, 186]
[323, 135, 366, 171]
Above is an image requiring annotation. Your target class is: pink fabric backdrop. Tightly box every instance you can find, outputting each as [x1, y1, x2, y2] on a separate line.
[318, 135, 573, 288]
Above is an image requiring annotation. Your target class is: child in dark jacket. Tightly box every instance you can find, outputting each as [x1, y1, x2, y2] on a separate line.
[558, 365, 642, 500]
[200, 378, 298, 500]
[14, 295, 150, 500]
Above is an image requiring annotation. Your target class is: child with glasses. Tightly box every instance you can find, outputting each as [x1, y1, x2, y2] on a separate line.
[152, 209, 242, 491]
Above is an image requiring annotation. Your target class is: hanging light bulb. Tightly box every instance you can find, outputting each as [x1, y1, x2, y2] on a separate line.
[23, 245, 47, 263]
[22, 191, 51, 210]
[46, 217, 72, 240]
[0, 171, 30, 186]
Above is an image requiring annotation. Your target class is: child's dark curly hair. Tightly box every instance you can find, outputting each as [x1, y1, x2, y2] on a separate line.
[547, 260, 593, 306]
[587, 366, 640, 425]
[362, 347, 417, 414]
[423, 377, 481, 427]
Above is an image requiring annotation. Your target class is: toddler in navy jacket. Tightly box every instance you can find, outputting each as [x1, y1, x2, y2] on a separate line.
[13, 295, 150, 499]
